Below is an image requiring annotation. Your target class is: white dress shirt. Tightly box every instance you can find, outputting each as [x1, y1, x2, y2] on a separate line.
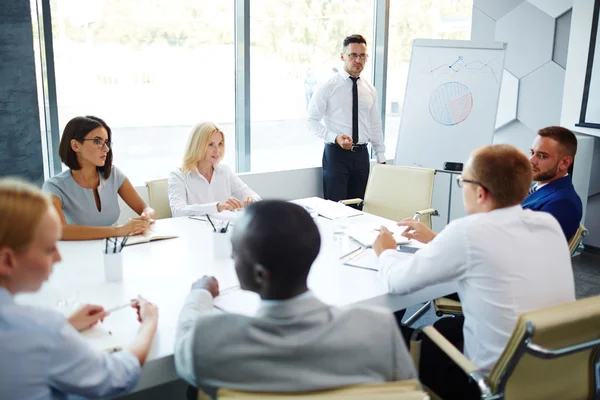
[378, 206, 576, 373]
[0, 288, 141, 399]
[168, 164, 261, 217]
[307, 71, 386, 162]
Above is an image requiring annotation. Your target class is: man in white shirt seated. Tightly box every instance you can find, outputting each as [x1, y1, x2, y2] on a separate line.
[175, 200, 417, 398]
[373, 144, 576, 400]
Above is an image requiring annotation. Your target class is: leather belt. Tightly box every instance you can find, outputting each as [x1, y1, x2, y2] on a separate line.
[327, 142, 368, 152]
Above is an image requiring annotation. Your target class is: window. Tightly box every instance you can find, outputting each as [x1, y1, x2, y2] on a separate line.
[385, 0, 472, 159]
[49, 0, 235, 184]
[249, 0, 374, 172]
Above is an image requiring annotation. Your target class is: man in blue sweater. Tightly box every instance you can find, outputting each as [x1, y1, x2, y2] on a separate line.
[522, 126, 582, 240]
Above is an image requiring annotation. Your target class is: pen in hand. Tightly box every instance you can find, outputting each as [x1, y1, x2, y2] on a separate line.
[105, 299, 139, 315]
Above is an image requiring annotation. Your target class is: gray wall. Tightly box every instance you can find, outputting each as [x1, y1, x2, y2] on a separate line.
[0, 0, 43, 185]
[473, 0, 599, 245]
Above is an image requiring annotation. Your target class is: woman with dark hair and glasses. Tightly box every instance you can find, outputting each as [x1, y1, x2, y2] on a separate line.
[42, 116, 155, 240]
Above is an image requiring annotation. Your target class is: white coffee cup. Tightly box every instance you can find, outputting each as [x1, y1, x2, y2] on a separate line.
[104, 252, 124, 282]
[213, 232, 232, 259]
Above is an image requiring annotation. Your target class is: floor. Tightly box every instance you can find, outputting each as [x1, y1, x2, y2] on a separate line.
[120, 250, 600, 399]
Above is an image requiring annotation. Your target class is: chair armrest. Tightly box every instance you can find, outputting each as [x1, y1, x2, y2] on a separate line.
[414, 208, 439, 217]
[421, 326, 478, 375]
[413, 326, 494, 399]
[340, 198, 363, 206]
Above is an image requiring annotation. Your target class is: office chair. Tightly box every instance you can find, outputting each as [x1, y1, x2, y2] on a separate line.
[410, 294, 600, 400]
[198, 380, 429, 399]
[340, 164, 439, 228]
[146, 178, 172, 219]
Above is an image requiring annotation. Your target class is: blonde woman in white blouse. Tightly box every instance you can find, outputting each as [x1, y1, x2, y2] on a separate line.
[168, 122, 261, 217]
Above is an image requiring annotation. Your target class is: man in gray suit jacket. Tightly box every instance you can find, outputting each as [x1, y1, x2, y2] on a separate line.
[174, 200, 417, 396]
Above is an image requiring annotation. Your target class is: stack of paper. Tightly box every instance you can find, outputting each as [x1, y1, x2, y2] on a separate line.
[313, 200, 363, 220]
[347, 229, 410, 247]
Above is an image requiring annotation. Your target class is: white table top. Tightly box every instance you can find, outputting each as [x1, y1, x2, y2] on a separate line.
[15, 197, 456, 392]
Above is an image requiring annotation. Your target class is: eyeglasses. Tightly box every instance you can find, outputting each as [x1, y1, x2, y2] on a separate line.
[346, 53, 369, 60]
[456, 175, 490, 193]
[82, 138, 111, 149]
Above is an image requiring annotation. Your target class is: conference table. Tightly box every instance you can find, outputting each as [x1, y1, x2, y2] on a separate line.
[15, 197, 457, 394]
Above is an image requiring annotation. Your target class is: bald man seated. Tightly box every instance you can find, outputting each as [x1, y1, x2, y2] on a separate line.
[373, 144, 576, 400]
[175, 200, 416, 397]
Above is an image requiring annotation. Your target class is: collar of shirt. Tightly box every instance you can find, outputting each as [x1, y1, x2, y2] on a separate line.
[339, 69, 358, 82]
[259, 290, 314, 309]
[191, 164, 224, 180]
[0, 286, 14, 305]
[486, 204, 523, 218]
[534, 173, 569, 191]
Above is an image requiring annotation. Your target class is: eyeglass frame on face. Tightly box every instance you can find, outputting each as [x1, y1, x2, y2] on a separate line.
[82, 138, 111, 149]
[456, 175, 490, 193]
[345, 53, 369, 61]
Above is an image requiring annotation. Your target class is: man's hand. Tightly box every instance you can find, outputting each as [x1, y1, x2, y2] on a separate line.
[373, 227, 398, 256]
[68, 304, 106, 331]
[397, 219, 436, 244]
[336, 134, 353, 150]
[192, 276, 220, 298]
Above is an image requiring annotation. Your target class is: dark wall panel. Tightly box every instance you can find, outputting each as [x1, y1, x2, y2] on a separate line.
[0, 0, 44, 185]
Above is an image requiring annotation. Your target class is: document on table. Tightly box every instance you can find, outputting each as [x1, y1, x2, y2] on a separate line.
[343, 248, 381, 271]
[81, 324, 127, 353]
[347, 229, 411, 247]
[293, 198, 362, 219]
[344, 249, 413, 271]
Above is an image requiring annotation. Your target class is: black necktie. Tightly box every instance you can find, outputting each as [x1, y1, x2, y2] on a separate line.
[350, 77, 359, 145]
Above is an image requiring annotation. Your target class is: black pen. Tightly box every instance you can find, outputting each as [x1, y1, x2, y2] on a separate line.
[221, 222, 230, 233]
[206, 214, 217, 232]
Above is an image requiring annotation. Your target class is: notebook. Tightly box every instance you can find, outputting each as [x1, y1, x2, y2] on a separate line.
[124, 229, 178, 246]
[347, 229, 410, 248]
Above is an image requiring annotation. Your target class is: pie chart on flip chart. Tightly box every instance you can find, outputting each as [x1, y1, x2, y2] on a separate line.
[429, 82, 473, 126]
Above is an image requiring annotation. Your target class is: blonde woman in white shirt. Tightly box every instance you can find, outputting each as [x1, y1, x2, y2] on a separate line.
[169, 122, 261, 217]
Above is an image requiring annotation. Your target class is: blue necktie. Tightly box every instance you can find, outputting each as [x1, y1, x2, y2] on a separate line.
[529, 184, 538, 195]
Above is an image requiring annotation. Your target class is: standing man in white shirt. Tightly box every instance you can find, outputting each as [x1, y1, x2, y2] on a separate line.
[373, 144, 575, 400]
[307, 34, 386, 202]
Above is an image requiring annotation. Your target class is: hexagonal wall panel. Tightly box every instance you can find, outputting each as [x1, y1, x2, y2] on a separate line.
[518, 61, 565, 131]
[496, 2, 555, 78]
[474, 0, 525, 21]
[471, 6, 496, 41]
[553, 9, 572, 69]
[527, 0, 573, 18]
[492, 120, 537, 154]
[496, 69, 519, 129]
